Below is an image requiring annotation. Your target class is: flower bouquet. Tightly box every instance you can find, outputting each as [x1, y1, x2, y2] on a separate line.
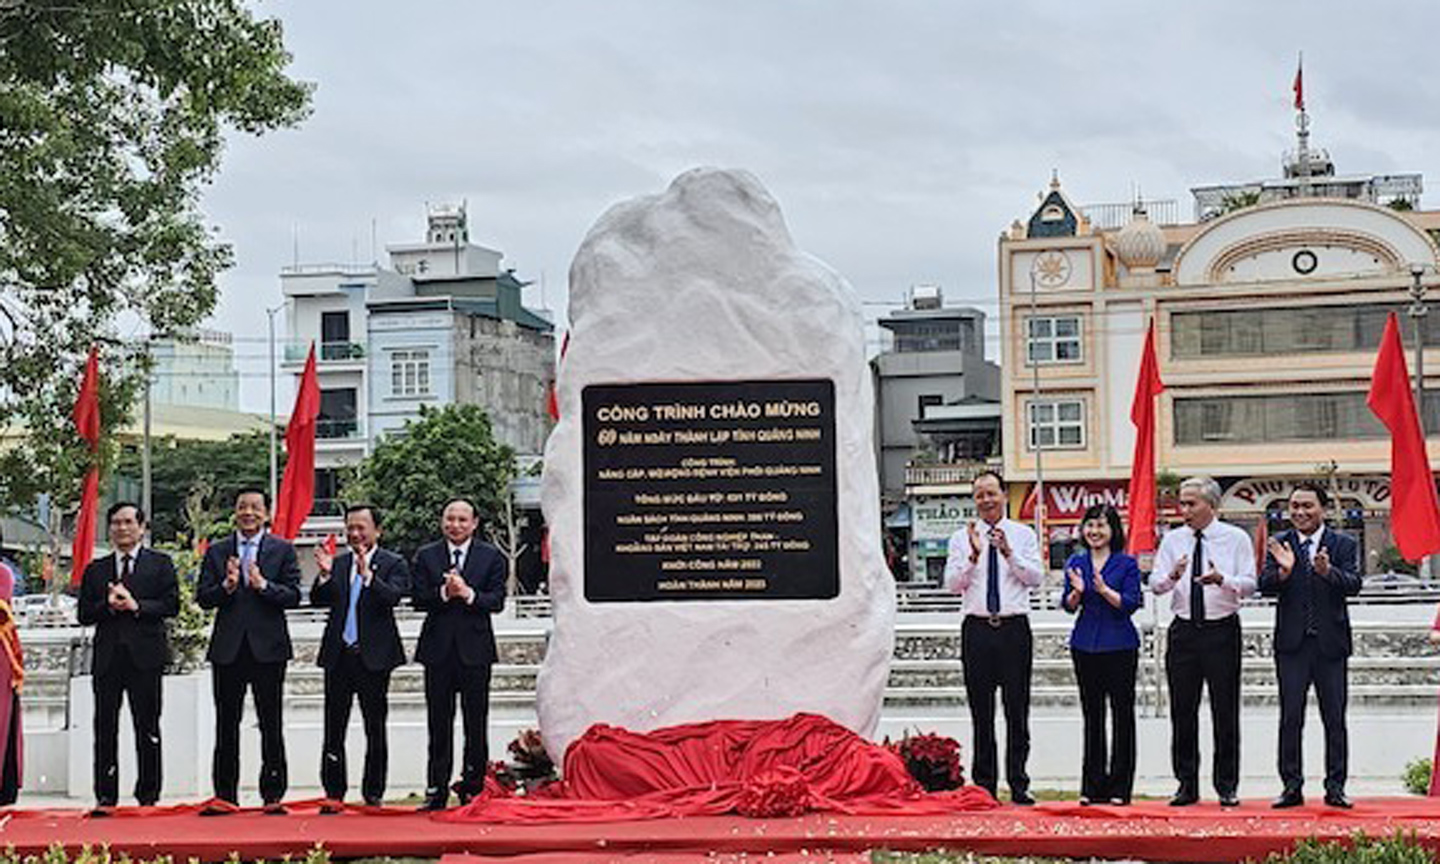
[888, 731, 965, 792]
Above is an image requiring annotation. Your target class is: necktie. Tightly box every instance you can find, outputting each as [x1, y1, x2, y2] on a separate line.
[343, 556, 363, 646]
[452, 548, 463, 572]
[1301, 538, 1317, 635]
[1190, 529, 1205, 622]
[985, 527, 1001, 615]
[120, 554, 132, 587]
[240, 539, 255, 583]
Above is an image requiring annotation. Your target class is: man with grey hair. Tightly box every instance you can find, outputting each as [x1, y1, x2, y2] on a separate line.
[1151, 476, 1256, 807]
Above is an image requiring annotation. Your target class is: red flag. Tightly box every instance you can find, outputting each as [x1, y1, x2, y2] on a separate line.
[1293, 56, 1304, 111]
[545, 331, 570, 421]
[1126, 321, 1166, 554]
[1367, 313, 1440, 561]
[322, 533, 338, 557]
[272, 344, 320, 540]
[1254, 515, 1270, 576]
[70, 347, 102, 586]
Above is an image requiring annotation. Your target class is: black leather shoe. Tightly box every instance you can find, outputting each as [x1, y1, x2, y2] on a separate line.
[1110, 796, 1132, 806]
[417, 795, 448, 812]
[1272, 790, 1304, 809]
[1169, 789, 1199, 806]
[1010, 790, 1036, 806]
[88, 805, 114, 818]
[1219, 793, 1241, 808]
[362, 797, 382, 808]
[318, 799, 343, 815]
[1324, 792, 1353, 809]
[262, 801, 288, 815]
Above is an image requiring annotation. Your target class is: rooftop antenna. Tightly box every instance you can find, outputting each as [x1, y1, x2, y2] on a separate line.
[1294, 52, 1311, 197]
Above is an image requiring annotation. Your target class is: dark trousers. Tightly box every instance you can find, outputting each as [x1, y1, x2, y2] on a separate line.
[1276, 636, 1348, 796]
[320, 649, 392, 803]
[962, 615, 1032, 797]
[1166, 614, 1242, 796]
[93, 645, 163, 805]
[1072, 648, 1138, 802]
[423, 657, 492, 799]
[0, 692, 19, 806]
[211, 642, 287, 804]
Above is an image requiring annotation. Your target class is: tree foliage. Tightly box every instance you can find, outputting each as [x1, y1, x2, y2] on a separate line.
[0, 0, 312, 511]
[345, 404, 516, 560]
[114, 430, 279, 544]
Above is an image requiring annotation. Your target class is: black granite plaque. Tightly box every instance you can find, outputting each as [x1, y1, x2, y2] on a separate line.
[582, 379, 838, 602]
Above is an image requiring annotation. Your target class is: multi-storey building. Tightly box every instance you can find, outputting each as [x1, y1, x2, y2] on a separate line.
[998, 144, 1436, 571]
[873, 285, 1000, 582]
[281, 204, 554, 535]
[148, 329, 242, 411]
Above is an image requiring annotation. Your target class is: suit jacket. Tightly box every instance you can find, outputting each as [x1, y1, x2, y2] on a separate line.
[311, 546, 410, 672]
[77, 548, 180, 675]
[1259, 526, 1363, 658]
[197, 532, 302, 665]
[411, 538, 506, 667]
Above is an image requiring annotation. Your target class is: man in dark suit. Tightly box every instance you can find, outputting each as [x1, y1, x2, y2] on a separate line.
[1260, 482, 1363, 809]
[311, 504, 410, 810]
[196, 488, 301, 812]
[412, 498, 506, 811]
[77, 503, 178, 814]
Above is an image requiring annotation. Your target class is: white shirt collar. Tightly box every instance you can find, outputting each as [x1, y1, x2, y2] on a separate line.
[113, 548, 140, 567]
[237, 530, 266, 547]
[1298, 525, 1326, 548]
[447, 538, 472, 558]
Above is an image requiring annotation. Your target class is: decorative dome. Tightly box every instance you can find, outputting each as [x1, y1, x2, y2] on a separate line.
[1115, 205, 1166, 270]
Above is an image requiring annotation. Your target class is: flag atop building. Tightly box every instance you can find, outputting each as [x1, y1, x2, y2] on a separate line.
[1293, 54, 1304, 112]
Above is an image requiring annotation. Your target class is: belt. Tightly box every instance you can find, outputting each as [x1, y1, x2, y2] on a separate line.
[967, 613, 1025, 629]
[1177, 613, 1238, 627]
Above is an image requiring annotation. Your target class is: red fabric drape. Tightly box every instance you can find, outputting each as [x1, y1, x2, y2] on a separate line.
[1367, 313, 1440, 561]
[272, 344, 320, 540]
[1126, 320, 1165, 554]
[69, 347, 102, 587]
[439, 713, 996, 824]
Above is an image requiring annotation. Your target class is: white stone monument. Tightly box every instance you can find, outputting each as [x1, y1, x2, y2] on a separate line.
[536, 168, 895, 759]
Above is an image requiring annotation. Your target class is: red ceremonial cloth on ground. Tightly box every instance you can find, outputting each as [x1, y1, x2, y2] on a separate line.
[439, 713, 997, 824]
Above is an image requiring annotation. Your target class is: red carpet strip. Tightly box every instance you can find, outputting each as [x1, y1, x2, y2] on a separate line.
[1, 798, 1439, 862]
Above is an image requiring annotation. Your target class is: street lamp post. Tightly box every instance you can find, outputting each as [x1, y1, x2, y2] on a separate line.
[1410, 264, 1430, 580]
[266, 304, 284, 506]
[1410, 264, 1428, 423]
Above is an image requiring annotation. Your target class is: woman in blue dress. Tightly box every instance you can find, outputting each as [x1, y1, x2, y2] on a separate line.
[1061, 503, 1142, 805]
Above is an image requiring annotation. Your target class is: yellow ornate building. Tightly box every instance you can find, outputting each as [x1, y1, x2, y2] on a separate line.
[999, 157, 1439, 570]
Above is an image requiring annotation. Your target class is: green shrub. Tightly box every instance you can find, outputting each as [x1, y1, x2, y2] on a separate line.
[1403, 758, 1433, 797]
[0, 843, 333, 864]
[1260, 832, 1436, 864]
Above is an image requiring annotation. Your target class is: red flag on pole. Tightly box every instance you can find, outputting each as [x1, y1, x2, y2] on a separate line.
[69, 347, 102, 587]
[1293, 56, 1304, 111]
[272, 344, 320, 540]
[1367, 313, 1440, 561]
[1126, 320, 1166, 554]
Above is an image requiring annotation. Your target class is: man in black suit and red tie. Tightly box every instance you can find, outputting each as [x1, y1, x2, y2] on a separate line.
[77, 502, 178, 815]
[311, 504, 410, 810]
[196, 488, 301, 813]
[1260, 482, 1363, 809]
[412, 498, 506, 811]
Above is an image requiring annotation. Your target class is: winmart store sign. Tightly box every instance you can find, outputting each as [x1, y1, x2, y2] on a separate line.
[1019, 481, 1130, 522]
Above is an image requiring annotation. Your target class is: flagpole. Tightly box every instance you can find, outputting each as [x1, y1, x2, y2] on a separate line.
[1409, 264, 1431, 580]
[267, 303, 284, 506]
[1028, 272, 1045, 554]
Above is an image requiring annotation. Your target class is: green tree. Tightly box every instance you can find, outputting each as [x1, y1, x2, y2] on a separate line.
[345, 404, 516, 560]
[0, 1, 312, 512]
[113, 430, 280, 545]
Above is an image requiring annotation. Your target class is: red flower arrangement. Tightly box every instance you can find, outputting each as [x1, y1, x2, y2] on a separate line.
[887, 731, 965, 792]
[736, 765, 813, 818]
[483, 729, 559, 797]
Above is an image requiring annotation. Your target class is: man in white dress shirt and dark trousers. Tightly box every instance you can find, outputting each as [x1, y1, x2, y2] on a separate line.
[1151, 476, 1256, 807]
[943, 470, 1045, 805]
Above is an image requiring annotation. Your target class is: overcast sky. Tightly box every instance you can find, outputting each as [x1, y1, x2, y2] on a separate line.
[203, 1, 1440, 411]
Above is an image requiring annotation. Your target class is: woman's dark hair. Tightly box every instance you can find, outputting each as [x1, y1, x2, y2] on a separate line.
[1080, 503, 1126, 553]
